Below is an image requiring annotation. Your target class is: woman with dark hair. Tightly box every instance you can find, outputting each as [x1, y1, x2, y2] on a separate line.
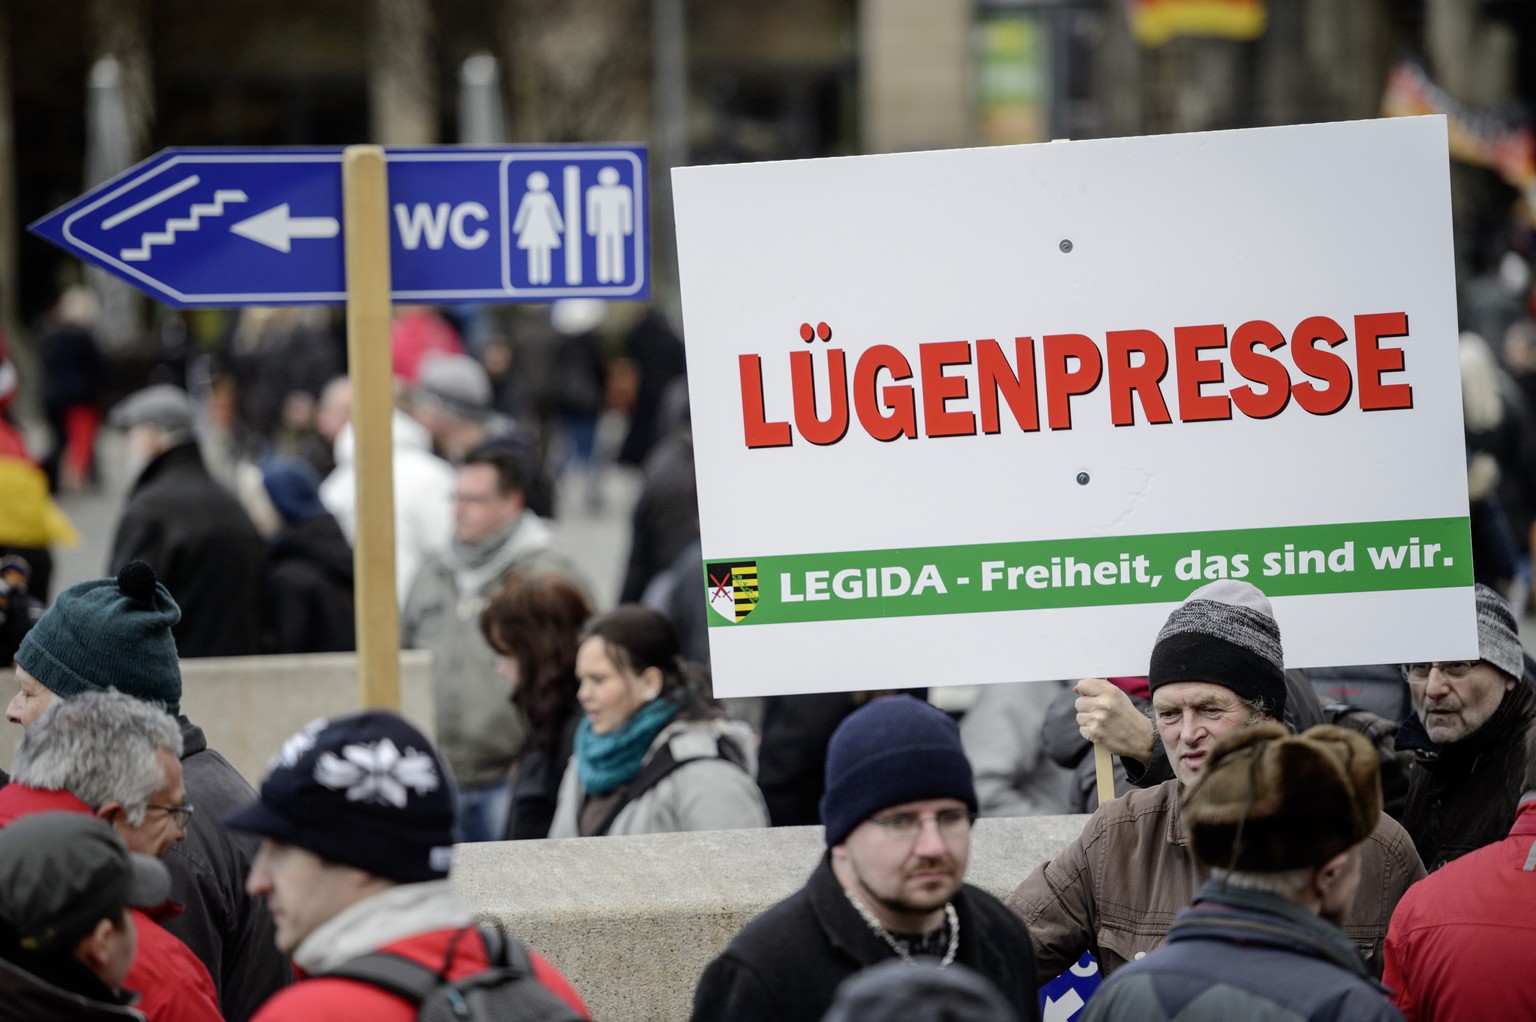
[479, 570, 593, 839]
[548, 605, 768, 837]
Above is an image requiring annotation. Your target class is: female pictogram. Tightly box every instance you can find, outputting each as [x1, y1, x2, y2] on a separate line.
[512, 171, 564, 284]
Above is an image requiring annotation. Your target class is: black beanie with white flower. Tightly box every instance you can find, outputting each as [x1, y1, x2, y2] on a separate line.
[225, 711, 458, 882]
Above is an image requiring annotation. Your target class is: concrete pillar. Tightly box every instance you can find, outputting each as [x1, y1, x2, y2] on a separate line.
[651, 0, 687, 325]
[0, 6, 17, 346]
[1092, 3, 1144, 138]
[499, 0, 651, 144]
[1292, 0, 1392, 121]
[860, 0, 972, 154]
[1425, 0, 1516, 108]
[87, 0, 152, 354]
[369, 0, 439, 145]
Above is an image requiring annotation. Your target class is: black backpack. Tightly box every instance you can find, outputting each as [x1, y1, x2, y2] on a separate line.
[324, 925, 585, 1022]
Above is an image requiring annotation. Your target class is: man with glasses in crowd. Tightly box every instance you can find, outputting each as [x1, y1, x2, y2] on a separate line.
[0, 690, 223, 1021]
[690, 695, 1040, 1022]
[6, 562, 289, 1020]
[1396, 583, 1536, 870]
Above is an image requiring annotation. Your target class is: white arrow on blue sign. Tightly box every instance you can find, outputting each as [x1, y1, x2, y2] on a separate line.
[29, 145, 649, 307]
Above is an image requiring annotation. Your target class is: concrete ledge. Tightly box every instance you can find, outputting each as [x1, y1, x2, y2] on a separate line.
[1, 651, 435, 784]
[452, 815, 1088, 1022]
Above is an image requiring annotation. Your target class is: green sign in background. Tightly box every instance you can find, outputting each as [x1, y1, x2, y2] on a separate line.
[704, 517, 1473, 627]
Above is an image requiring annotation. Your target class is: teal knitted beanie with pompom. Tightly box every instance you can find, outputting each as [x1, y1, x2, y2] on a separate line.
[16, 561, 183, 716]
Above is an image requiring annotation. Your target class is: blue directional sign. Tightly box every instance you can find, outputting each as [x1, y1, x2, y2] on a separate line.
[29, 145, 649, 307]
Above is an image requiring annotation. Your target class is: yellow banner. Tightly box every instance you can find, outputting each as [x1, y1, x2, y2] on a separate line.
[1128, 0, 1266, 48]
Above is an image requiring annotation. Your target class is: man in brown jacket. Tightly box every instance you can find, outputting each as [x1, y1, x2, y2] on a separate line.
[1006, 580, 1424, 979]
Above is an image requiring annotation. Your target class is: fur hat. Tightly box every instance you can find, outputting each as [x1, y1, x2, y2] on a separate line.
[1149, 580, 1286, 718]
[15, 561, 183, 716]
[1183, 723, 1381, 872]
[225, 711, 457, 883]
[819, 696, 977, 849]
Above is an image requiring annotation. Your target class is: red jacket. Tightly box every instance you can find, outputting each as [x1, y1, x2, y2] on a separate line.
[248, 926, 588, 1021]
[1383, 795, 1536, 1020]
[0, 785, 225, 1022]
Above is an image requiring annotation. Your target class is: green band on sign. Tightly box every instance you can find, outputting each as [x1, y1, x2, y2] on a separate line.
[701, 517, 1473, 627]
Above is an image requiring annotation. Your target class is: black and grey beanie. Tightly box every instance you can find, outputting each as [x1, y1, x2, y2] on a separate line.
[819, 696, 977, 849]
[1473, 583, 1524, 680]
[1148, 579, 1287, 719]
[225, 711, 457, 883]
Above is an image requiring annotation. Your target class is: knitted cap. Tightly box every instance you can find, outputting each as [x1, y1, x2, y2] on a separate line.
[1183, 723, 1382, 872]
[416, 353, 491, 422]
[15, 561, 183, 716]
[1148, 580, 1286, 719]
[225, 711, 457, 883]
[1473, 583, 1524, 680]
[261, 456, 327, 525]
[819, 696, 977, 848]
[0, 813, 170, 952]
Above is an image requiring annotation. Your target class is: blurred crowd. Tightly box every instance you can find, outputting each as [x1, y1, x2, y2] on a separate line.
[1, 560, 1534, 1020]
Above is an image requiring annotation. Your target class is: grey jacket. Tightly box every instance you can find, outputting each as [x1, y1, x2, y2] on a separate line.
[401, 511, 583, 787]
[548, 717, 770, 837]
[960, 680, 1075, 817]
[162, 718, 291, 1022]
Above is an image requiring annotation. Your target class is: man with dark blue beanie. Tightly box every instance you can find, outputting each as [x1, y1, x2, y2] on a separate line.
[691, 695, 1040, 1022]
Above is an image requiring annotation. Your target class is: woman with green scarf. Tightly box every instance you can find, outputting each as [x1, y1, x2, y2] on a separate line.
[548, 605, 769, 837]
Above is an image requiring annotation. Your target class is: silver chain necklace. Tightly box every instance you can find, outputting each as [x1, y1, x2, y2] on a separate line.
[843, 888, 959, 967]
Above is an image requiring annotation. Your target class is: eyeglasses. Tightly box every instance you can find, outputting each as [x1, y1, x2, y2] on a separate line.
[145, 803, 195, 825]
[869, 808, 975, 841]
[1405, 661, 1479, 680]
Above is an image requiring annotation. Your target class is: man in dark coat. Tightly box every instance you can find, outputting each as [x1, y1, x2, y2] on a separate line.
[107, 385, 265, 658]
[1081, 724, 1403, 1022]
[7, 562, 291, 1021]
[691, 696, 1040, 1022]
[259, 458, 355, 654]
[1395, 583, 1536, 870]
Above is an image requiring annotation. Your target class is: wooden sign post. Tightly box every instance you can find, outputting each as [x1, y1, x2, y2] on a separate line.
[342, 145, 401, 710]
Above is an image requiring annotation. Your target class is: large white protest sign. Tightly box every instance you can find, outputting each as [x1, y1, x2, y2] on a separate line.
[673, 116, 1474, 697]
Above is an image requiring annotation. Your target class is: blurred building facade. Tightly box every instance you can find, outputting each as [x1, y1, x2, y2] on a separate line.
[2, 0, 1532, 345]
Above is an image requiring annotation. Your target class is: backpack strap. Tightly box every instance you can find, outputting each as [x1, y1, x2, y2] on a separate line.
[477, 923, 536, 977]
[592, 743, 682, 836]
[323, 925, 517, 1005]
[591, 733, 747, 836]
[323, 950, 442, 1006]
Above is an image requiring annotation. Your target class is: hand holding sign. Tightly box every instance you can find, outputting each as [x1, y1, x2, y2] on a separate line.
[1074, 677, 1155, 761]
